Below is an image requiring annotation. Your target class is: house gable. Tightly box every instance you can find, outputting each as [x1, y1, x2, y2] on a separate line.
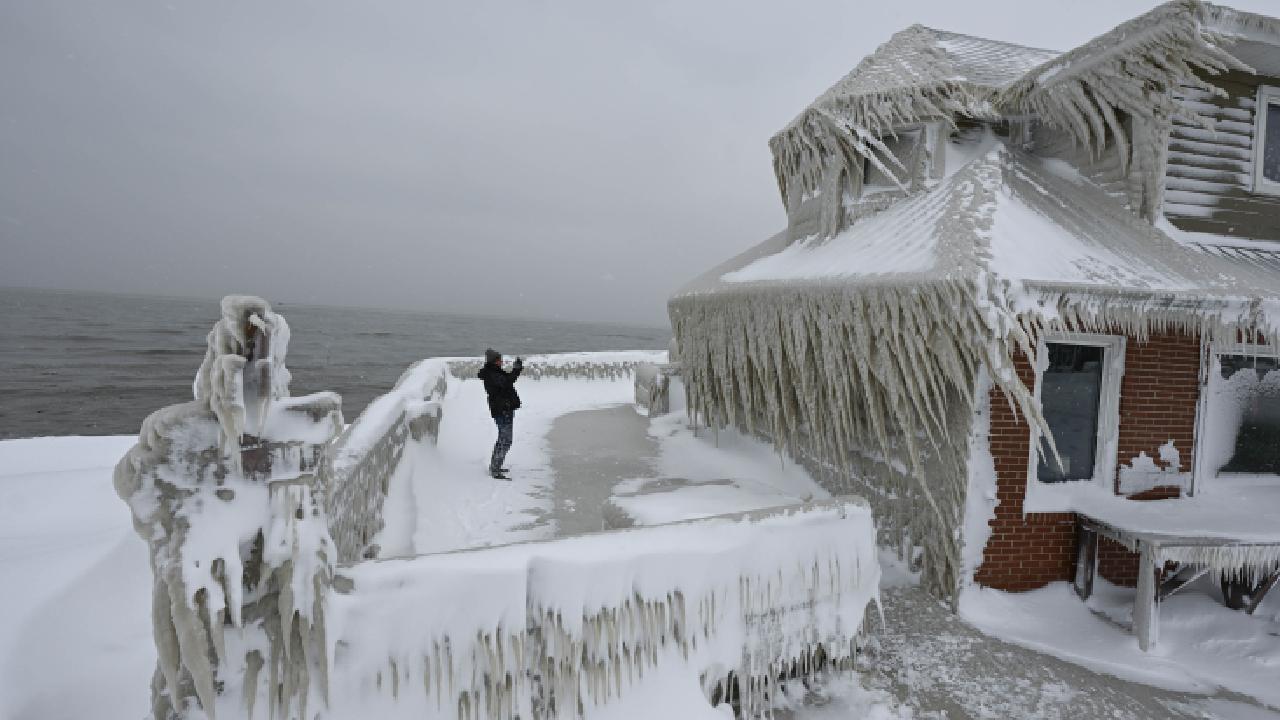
[1166, 68, 1280, 241]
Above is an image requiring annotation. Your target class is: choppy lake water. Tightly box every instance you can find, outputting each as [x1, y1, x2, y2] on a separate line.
[0, 287, 670, 439]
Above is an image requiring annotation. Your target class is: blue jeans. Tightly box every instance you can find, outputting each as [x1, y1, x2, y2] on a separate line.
[490, 412, 513, 472]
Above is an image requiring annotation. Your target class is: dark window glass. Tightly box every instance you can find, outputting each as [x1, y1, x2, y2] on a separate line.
[1265, 102, 1280, 184]
[1218, 355, 1280, 473]
[1037, 343, 1105, 482]
[863, 131, 920, 190]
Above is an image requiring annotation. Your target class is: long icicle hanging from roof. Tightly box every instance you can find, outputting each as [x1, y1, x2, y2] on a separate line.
[996, 0, 1252, 218]
[768, 25, 1004, 234]
[670, 267, 1049, 599]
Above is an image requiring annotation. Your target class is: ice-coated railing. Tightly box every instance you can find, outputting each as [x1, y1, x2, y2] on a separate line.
[326, 498, 880, 719]
[444, 351, 662, 382]
[633, 361, 677, 417]
[325, 351, 665, 562]
[325, 359, 450, 562]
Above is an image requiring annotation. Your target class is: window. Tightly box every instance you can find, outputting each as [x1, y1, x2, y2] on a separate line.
[1027, 335, 1125, 487]
[1202, 353, 1280, 475]
[1037, 344, 1105, 482]
[862, 130, 920, 195]
[1253, 85, 1280, 194]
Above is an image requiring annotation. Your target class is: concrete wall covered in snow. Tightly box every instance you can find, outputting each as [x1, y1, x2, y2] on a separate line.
[327, 498, 880, 719]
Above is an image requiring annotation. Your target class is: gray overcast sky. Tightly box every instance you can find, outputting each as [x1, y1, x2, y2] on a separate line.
[1, 1, 1275, 326]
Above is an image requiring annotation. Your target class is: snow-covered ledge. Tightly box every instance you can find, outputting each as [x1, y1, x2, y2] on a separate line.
[327, 497, 880, 719]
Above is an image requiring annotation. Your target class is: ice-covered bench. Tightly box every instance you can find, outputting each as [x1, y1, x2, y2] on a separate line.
[1075, 513, 1280, 651]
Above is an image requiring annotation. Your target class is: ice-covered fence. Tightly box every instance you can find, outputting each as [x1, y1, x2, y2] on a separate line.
[326, 497, 879, 719]
[445, 351, 664, 382]
[325, 359, 450, 562]
[634, 361, 676, 417]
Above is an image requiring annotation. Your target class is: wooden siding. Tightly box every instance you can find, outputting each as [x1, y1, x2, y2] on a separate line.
[1166, 69, 1280, 241]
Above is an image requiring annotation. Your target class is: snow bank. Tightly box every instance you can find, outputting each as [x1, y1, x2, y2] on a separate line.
[329, 498, 880, 719]
[959, 580, 1280, 708]
[0, 435, 150, 720]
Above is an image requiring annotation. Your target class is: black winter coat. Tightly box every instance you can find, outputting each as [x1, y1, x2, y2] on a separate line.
[478, 361, 522, 417]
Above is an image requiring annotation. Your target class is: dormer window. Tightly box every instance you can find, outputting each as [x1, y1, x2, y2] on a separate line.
[862, 130, 921, 196]
[1253, 85, 1280, 195]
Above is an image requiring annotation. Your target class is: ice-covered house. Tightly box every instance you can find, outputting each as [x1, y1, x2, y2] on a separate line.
[669, 0, 1280, 632]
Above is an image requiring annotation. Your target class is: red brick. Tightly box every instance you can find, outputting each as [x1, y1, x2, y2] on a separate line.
[974, 330, 1202, 591]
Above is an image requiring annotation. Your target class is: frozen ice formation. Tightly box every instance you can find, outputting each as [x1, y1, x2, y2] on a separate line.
[118, 305, 863, 719]
[328, 499, 880, 720]
[114, 296, 343, 719]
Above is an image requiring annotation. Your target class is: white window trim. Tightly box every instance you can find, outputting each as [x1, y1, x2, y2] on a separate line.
[1191, 337, 1280, 488]
[1025, 332, 1127, 493]
[860, 126, 923, 197]
[1252, 85, 1280, 196]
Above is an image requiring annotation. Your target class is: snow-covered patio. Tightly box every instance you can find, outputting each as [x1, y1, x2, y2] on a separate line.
[3, 357, 1279, 719]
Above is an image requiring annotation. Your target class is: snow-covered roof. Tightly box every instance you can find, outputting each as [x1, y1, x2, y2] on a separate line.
[783, 26, 1058, 131]
[682, 144, 1280, 310]
[768, 26, 1058, 214]
[769, 1, 1278, 235]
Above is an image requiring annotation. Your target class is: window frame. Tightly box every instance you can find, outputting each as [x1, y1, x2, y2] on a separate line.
[860, 126, 923, 197]
[1192, 337, 1280, 487]
[1025, 332, 1127, 491]
[1252, 84, 1280, 196]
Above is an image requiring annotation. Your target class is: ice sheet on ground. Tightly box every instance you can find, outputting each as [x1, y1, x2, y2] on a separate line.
[607, 410, 829, 525]
[410, 373, 639, 554]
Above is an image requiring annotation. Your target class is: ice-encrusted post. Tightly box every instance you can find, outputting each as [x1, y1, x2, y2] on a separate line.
[114, 296, 344, 719]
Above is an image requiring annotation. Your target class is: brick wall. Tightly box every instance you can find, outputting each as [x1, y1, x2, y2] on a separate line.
[974, 331, 1202, 591]
[1096, 537, 1140, 586]
[1114, 332, 1201, 493]
[974, 350, 1080, 590]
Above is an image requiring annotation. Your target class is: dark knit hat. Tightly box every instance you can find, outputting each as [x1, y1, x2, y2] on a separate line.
[484, 348, 501, 364]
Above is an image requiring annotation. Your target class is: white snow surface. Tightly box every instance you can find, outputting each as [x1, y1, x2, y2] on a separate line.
[960, 579, 1280, 709]
[0, 358, 897, 719]
[0, 435, 153, 720]
[1024, 475, 1280, 546]
[410, 373, 643, 554]
[719, 145, 1217, 292]
[610, 391, 830, 526]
